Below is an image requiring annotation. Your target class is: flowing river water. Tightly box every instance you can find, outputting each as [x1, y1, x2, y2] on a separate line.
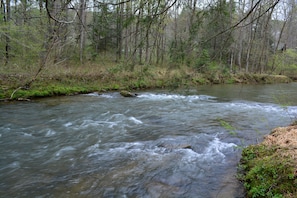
[1, 83, 297, 198]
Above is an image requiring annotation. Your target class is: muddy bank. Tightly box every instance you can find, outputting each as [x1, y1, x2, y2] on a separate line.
[240, 123, 297, 198]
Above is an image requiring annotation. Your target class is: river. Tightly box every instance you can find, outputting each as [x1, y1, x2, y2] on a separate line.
[1, 83, 297, 198]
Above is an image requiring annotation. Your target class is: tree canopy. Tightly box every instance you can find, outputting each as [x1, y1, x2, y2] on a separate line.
[1, 0, 297, 75]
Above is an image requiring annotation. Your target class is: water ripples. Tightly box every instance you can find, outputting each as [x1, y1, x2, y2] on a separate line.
[1, 85, 297, 197]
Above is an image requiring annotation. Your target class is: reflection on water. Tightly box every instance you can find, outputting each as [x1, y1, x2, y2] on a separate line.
[1, 83, 297, 197]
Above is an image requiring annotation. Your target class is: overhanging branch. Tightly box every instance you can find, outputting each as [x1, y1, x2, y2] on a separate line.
[203, 0, 281, 43]
[45, 0, 77, 24]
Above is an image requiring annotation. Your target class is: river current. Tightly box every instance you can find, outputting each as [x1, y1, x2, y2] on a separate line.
[1, 83, 297, 197]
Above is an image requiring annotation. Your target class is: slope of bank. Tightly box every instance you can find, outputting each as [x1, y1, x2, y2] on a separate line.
[239, 122, 297, 198]
[0, 68, 292, 101]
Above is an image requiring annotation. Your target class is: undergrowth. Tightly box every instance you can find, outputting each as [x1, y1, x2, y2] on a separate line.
[0, 62, 293, 100]
[239, 144, 297, 198]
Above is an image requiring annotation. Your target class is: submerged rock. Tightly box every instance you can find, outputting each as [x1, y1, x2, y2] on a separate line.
[120, 90, 138, 97]
[17, 98, 31, 101]
[158, 143, 193, 150]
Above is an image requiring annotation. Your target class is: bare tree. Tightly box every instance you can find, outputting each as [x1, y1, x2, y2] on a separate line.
[79, 0, 87, 63]
[1, 0, 11, 65]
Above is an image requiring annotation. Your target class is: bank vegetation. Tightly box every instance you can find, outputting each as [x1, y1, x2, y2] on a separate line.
[1, 0, 297, 100]
[1, 0, 297, 73]
[239, 122, 297, 198]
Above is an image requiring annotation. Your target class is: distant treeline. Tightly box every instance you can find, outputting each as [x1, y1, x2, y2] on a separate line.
[1, 0, 297, 75]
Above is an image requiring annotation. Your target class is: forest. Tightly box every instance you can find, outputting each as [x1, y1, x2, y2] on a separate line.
[1, 0, 297, 84]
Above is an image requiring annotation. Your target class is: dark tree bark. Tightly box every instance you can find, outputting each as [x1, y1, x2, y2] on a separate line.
[1, 0, 10, 65]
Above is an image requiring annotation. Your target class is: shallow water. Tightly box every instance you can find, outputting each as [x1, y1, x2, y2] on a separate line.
[1, 83, 297, 197]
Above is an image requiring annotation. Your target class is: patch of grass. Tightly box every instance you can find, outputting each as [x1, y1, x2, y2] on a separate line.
[239, 144, 297, 198]
[7, 83, 94, 100]
[0, 61, 293, 100]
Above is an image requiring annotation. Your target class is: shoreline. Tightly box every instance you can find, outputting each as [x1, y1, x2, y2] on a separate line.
[0, 72, 292, 101]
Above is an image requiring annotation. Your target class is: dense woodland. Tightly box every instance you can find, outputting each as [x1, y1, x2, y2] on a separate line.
[1, 0, 297, 76]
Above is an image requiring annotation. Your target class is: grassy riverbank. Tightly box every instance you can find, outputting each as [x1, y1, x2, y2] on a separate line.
[0, 63, 292, 101]
[239, 122, 297, 198]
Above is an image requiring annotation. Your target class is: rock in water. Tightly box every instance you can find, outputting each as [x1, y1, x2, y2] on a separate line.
[158, 143, 193, 150]
[120, 90, 138, 97]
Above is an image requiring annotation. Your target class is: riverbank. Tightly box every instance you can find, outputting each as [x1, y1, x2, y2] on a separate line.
[239, 122, 297, 198]
[0, 64, 292, 101]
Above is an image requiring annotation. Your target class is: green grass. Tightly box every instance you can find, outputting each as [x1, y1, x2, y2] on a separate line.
[239, 145, 297, 198]
[0, 62, 293, 100]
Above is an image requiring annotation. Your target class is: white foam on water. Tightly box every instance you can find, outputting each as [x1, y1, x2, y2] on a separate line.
[287, 106, 297, 115]
[108, 113, 126, 121]
[227, 102, 283, 113]
[85, 92, 100, 97]
[137, 93, 181, 100]
[64, 122, 73, 127]
[65, 112, 143, 131]
[55, 146, 76, 157]
[8, 161, 21, 170]
[68, 119, 121, 130]
[128, 117, 143, 124]
[95, 142, 156, 159]
[21, 132, 33, 137]
[0, 126, 11, 133]
[100, 94, 116, 98]
[76, 119, 119, 130]
[9, 161, 21, 169]
[107, 121, 119, 128]
[80, 120, 102, 128]
[101, 111, 110, 116]
[85, 92, 116, 98]
[87, 137, 238, 170]
[45, 129, 56, 137]
[194, 95, 217, 101]
[199, 137, 236, 162]
[138, 93, 216, 102]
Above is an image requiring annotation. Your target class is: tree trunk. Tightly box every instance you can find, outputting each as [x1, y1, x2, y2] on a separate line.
[116, 1, 123, 61]
[79, 0, 86, 64]
[1, 0, 10, 65]
[5, 0, 10, 65]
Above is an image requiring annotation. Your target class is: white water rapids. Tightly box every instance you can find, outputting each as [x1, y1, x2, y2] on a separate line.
[1, 83, 297, 197]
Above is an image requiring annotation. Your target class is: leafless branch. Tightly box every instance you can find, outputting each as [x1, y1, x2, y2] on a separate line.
[98, 0, 133, 6]
[204, 0, 281, 43]
[45, 0, 77, 24]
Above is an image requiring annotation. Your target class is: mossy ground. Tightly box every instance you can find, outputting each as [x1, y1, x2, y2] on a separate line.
[239, 124, 297, 198]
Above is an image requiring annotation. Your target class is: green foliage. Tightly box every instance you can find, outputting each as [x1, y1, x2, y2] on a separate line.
[90, 2, 118, 52]
[219, 119, 237, 135]
[107, 64, 125, 74]
[239, 145, 297, 198]
[200, 0, 234, 61]
[193, 49, 210, 72]
[192, 75, 209, 84]
[169, 39, 186, 64]
[269, 49, 297, 76]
